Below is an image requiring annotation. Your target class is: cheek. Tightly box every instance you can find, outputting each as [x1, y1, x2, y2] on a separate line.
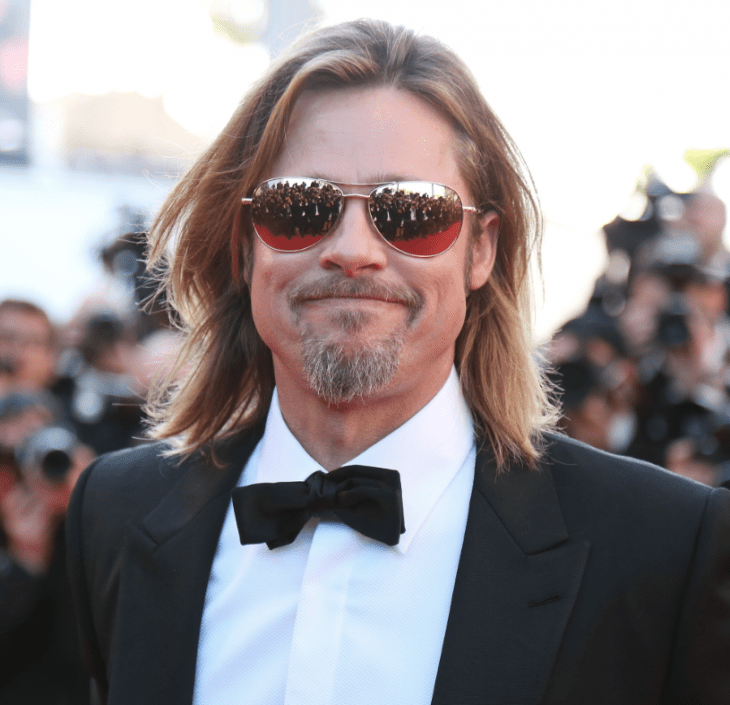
[248, 251, 305, 345]
[248, 259, 279, 340]
[425, 269, 469, 340]
[444, 294, 468, 339]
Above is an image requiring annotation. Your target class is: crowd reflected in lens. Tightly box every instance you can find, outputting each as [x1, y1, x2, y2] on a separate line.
[252, 180, 342, 240]
[369, 185, 462, 242]
[251, 179, 463, 245]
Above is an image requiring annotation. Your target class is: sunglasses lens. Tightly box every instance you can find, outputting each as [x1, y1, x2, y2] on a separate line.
[249, 179, 466, 256]
[368, 182, 464, 256]
[251, 178, 343, 251]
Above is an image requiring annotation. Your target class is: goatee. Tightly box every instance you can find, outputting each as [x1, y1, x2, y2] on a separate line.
[289, 275, 422, 404]
[300, 330, 405, 405]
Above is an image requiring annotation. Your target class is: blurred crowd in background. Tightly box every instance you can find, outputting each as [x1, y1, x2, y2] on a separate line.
[546, 149, 730, 489]
[0, 206, 181, 702]
[0, 149, 729, 702]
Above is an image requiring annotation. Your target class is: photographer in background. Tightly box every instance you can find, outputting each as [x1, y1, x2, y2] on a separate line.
[685, 190, 728, 273]
[549, 162, 730, 487]
[54, 312, 145, 456]
[57, 226, 182, 456]
[625, 262, 730, 481]
[547, 304, 639, 456]
[0, 300, 58, 396]
[0, 392, 93, 704]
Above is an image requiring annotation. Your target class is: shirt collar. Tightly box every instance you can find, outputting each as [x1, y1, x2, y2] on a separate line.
[250, 368, 475, 553]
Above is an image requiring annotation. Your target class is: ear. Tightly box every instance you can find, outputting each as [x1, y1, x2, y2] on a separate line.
[468, 211, 499, 291]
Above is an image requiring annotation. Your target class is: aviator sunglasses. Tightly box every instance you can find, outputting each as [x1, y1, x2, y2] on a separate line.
[241, 177, 484, 257]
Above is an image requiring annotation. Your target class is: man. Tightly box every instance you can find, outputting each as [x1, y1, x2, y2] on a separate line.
[66, 19, 730, 705]
[0, 299, 57, 394]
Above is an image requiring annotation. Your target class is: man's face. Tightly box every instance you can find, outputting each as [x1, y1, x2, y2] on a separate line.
[0, 308, 56, 391]
[248, 86, 497, 408]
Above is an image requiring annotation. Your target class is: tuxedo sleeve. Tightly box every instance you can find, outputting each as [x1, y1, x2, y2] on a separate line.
[667, 486, 730, 704]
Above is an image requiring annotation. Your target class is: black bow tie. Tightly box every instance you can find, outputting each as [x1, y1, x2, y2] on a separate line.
[231, 465, 406, 549]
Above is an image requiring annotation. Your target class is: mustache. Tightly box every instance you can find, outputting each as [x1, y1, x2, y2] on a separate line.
[288, 276, 424, 310]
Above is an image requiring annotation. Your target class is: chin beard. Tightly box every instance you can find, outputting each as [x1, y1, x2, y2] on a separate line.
[290, 275, 424, 404]
[300, 330, 405, 405]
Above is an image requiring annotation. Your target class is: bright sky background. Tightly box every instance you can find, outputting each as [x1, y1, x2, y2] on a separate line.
[14, 0, 730, 337]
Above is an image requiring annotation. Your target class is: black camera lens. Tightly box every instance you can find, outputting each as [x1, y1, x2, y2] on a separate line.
[40, 448, 73, 481]
[16, 426, 77, 483]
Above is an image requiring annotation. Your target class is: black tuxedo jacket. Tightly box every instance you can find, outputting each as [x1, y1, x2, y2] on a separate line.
[66, 430, 730, 704]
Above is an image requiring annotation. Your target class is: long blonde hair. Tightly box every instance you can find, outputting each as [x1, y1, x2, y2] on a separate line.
[146, 18, 558, 469]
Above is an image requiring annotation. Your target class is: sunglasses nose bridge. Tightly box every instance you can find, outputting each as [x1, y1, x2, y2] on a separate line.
[342, 193, 370, 203]
[316, 191, 390, 272]
[336, 191, 386, 242]
[339, 191, 383, 237]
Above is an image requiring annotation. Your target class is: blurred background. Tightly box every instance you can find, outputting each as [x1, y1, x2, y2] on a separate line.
[0, 2, 729, 700]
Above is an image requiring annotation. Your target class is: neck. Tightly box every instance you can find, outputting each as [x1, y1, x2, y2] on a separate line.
[273, 366, 452, 471]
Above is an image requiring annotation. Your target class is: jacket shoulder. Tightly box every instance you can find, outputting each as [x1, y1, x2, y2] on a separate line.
[71, 427, 264, 528]
[544, 432, 713, 496]
[541, 432, 726, 537]
[72, 441, 186, 529]
[85, 440, 183, 484]
[538, 435, 730, 703]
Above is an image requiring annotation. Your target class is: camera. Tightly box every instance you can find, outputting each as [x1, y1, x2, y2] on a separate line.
[16, 426, 78, 483]
[655, 294, 691, 350]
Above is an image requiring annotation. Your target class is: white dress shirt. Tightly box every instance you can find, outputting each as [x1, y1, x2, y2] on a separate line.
[193, 368, 476, 705]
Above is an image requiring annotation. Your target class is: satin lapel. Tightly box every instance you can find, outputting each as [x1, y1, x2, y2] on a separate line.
[106, 431, 263, 705]
[432, 446, 590, 705]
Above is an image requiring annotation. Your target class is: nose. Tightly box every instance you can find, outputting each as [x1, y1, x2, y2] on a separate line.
[317, 196, 388, 276]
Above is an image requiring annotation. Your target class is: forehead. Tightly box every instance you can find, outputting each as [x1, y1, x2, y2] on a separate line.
[0, 307, 50, 331]
[267, 86, 465, 192]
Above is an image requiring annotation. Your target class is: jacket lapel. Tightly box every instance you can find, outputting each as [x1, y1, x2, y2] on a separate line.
[432, 445, 590, 705]
[106, 431, 263, 705]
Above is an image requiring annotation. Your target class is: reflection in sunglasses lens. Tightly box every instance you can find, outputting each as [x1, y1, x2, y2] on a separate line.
[252, 179, 343, 251]
[369, 184, 462, 256]
[251, 179, 464, 256]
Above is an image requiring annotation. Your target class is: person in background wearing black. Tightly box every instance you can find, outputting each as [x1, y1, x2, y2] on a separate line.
[1, 392, 93, 704]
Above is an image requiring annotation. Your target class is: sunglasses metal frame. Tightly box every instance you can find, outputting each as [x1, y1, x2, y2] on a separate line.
[241, 177, 483, 258]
